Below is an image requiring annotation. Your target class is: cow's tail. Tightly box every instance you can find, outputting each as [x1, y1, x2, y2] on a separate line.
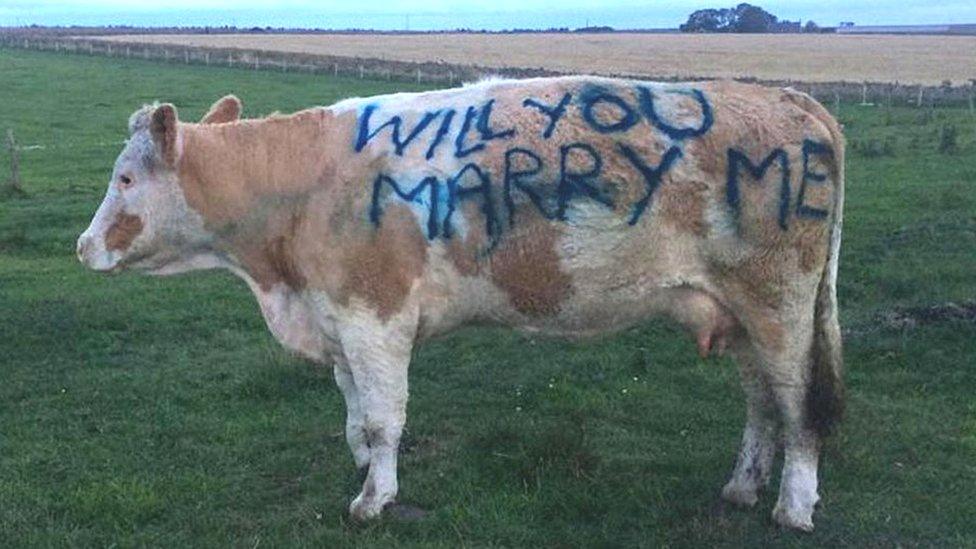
[790, 89, 846, 438]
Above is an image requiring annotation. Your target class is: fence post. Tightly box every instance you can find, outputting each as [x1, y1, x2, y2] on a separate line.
[970, 80, 975, 116]
[334, 63, 338, 77]
[916, 86, 924, 108]
[4, 129, 25, 196]
[254, 55, 259, 70]
[205, 52, 210, 65]
[126, 46, 130, 58]
[228, 54, 233, 67]
[449, 70, 454, 86]
[359, 65, 364, 79]
[416, 68, 422, 83]
[89, 43, 94, 55]
[834, 90, 840, 114]
[185, 50, 189, 64]
[861, 82, 868, 105]
[107, 44, 112, 56]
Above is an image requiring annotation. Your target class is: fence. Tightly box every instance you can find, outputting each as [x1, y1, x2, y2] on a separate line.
[1, 33, 975, 108]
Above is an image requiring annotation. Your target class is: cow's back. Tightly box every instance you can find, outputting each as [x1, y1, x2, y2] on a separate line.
[315, 77, 843, 336]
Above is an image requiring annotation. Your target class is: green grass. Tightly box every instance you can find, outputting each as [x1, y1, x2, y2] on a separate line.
[1, 47, 975, 547]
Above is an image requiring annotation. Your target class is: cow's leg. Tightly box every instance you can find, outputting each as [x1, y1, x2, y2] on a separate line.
[769, 382, 820, 531]
[757, 323, 821, 532]
[722, 343, 779, 507]
[333, 356, 370, 472]
[337, 314, 414, 521]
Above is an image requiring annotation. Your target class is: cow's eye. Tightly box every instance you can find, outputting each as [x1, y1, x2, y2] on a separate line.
[119, 175, 133, 188]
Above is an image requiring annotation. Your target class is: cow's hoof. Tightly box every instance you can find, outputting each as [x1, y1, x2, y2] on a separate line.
[349, 493, 388, 521]
[721, 480, 759, 507]
[772, 503, 815, 532]
[384, 502, 428, 522]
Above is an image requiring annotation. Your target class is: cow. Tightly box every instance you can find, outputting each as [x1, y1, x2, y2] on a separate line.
[77, 76, 844, 531]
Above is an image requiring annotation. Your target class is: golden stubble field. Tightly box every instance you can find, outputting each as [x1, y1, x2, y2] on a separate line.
[94, 32, 976, 85]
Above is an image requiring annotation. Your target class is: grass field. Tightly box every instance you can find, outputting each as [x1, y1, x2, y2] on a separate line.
[93, 32, 976, 85]
[1, 47, 975, 547]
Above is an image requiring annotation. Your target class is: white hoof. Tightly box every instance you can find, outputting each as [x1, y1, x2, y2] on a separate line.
[349, 490, 394, 521]
[772, 501, 816, 532]
[721, 480, 759, 507]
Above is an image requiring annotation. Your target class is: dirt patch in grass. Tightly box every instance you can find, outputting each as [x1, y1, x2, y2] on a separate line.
[878, 301, 976, 330]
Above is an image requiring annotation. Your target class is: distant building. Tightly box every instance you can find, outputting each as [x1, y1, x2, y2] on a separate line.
[836, 24, 976, 35]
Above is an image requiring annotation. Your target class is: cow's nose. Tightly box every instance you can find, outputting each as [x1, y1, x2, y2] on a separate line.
[76, 234, 92, 264]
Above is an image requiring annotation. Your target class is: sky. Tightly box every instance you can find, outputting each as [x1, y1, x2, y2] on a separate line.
[1, 0, 974, 30]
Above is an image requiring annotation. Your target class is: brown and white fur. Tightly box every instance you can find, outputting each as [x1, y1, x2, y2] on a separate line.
[77, 76, 844, 531]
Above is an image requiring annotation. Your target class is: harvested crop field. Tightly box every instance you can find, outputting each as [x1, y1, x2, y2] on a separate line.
[93, 32, 976, 85]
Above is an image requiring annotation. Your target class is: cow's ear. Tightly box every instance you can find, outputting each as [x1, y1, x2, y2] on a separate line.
[200, 95, 242, 124]
[150, 104, 179, 166]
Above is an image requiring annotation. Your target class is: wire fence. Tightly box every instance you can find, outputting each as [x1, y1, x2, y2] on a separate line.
[2, 33, 975, 109]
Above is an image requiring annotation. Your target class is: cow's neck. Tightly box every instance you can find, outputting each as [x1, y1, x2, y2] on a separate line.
[176, 108, 341, 291]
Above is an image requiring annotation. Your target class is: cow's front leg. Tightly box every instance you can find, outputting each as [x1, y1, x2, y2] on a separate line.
[722, 347, 779, 507]
[333, 356, 370, 472]
[337, 313, 414, 521]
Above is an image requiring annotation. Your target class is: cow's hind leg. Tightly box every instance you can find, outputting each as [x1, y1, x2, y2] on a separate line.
[722, 343, 779, 507]
[338, 313, 414, 521]
[333, 356, 371, 472]
[755, 321, 822, 532]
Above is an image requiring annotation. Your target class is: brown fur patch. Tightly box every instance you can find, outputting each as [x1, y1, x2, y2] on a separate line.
[200, 95, 242, 124]
[488, 220, 573, 317]
[104, 213, 143, 252]
[336, 205, 428, 320]
[177, 108, 344, 228]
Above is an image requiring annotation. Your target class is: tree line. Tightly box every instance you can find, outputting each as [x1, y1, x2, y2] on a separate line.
[680, 3, 823, 33]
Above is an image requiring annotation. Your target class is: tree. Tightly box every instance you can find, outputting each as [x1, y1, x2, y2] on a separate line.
[804, 20, 820, 33]
[679, 9, 726, 33]
[731, 3, 777, 33]
[679, 3, 779, 33]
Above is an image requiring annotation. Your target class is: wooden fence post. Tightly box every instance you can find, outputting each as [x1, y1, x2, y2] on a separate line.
[5, 129, 25, 196]
[205, 52, 210, 66]
[416, 68, 422, 83]
[449, 71, 455, 86]
[970, 80, 975, 116]
[860, 82, 868, 105]
[333, 63, 338, 77]
[916, 86, 924, 108]
[834, 90, 840, 114]
[359, 65, 364, 79]
[185, 50, 190, 64]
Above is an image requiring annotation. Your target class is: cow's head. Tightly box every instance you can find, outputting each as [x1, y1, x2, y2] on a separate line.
[77, 96, 242, 274]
